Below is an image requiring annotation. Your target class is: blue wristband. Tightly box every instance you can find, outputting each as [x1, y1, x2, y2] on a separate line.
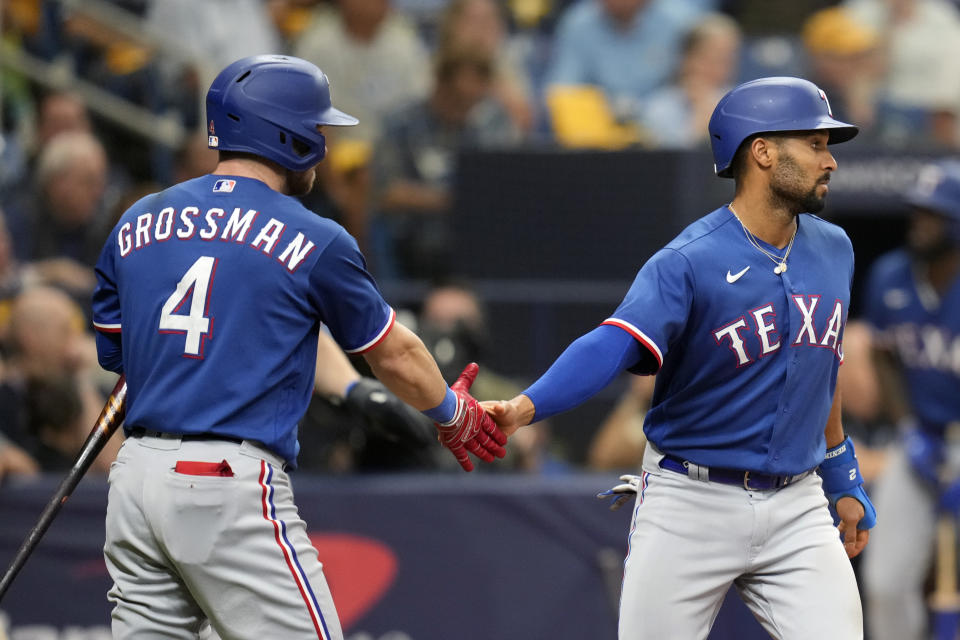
[820, 436, 877, 530]
[820, 437, 863, 494]
[422, 388, 457, 423]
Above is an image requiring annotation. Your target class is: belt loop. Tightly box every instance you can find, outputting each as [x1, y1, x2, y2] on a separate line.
[685, 461, 710, 482]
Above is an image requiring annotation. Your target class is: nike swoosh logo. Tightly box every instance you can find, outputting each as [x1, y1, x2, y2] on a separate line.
[726, 266, 750, 283]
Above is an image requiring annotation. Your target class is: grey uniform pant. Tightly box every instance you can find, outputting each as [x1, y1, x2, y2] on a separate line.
[104, 434, 344, 640]
[861, 447, 937, 640]
[618, 445, 864, 639]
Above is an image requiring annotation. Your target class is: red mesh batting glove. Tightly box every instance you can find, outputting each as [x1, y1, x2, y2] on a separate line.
[435, 363, 508, 471]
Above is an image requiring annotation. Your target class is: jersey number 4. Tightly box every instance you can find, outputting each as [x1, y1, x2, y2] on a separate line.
[159, 256, 217, 358]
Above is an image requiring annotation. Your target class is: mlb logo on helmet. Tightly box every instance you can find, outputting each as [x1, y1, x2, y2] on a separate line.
[213, 179, 236, 193]
[208, 120, 219, 147]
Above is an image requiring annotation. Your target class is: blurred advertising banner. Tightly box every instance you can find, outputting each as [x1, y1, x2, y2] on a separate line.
[0, 473, 765, 640]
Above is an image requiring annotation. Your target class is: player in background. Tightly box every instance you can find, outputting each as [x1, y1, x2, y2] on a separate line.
[485, 76, 876, 639]
[860, 161, 960, 640]
[91, 55, 505, 640]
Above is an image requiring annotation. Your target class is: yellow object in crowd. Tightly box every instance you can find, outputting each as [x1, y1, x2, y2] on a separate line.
[802, 7, 879, 56]
[546, 85, 642, 150]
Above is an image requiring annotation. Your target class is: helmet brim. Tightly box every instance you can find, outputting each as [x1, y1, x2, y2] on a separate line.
[319, 106, 359, 127]
[823, 122, 859, 144]
[905, 193, 960, 220]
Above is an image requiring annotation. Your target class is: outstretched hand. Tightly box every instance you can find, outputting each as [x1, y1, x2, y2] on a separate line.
[481, 395, 535, 438]
[434, 363, 507, 471]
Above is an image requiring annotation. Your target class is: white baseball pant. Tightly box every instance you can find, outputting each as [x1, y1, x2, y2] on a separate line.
[618, 444, 863, 639]
[104, 433, 343, 640]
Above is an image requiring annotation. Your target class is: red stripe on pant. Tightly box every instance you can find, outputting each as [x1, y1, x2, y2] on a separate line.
[258, 460, 327, 639]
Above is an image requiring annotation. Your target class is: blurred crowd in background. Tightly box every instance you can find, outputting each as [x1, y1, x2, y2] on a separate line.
[0, 0, 957, 480]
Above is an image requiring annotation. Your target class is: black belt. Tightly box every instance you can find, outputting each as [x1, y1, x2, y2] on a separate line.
[659, 454, 808, 491]
[129, 427, 243, 445]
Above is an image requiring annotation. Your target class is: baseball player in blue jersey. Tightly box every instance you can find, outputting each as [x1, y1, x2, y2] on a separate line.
[91, 55, 506, 639]
[486, 77, 876, 639]
[860, 161, 960, 640]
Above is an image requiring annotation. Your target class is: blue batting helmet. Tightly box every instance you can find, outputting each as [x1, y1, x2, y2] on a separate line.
[708, 77, 858, 178]
[206, 55, 358, 171]
[906, 160, 960, 222]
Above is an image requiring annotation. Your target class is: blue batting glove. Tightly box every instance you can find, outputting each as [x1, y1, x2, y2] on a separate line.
[820, 437, 877, 530]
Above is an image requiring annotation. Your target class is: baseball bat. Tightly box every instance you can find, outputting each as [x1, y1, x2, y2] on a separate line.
[930, 513, 960, 640]
[0, 374, 127, 602]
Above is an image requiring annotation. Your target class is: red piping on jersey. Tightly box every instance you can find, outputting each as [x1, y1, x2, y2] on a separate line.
[601, 319, 663, 369]
[353, 309, 396, 354]
[93, 323, 122, 334]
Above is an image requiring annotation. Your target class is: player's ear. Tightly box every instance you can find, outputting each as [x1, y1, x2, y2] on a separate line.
[750, 137, 776, 172]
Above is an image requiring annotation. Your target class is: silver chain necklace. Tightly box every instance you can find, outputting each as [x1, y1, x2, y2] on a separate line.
[728, 204, 797, 276]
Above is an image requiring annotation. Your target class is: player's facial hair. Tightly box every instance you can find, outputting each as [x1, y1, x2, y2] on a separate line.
[770, 149, 826, 214]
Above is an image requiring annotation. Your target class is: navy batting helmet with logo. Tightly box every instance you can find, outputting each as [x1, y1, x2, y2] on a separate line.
[206, 55, 358, 171]
[708, 76, 858, 178]
[906, 161, 960, 222]
[906, 160, 960, 244]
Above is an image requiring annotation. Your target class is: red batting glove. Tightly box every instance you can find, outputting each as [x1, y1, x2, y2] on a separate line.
[435, 363, 508, 471]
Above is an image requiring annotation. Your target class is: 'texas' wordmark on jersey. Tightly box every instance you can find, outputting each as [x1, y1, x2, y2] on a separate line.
[115, 206, 316, 272]
[713, 295, 844, 366]
[881, 323, 960, 375]
[605, 207, 854, 475]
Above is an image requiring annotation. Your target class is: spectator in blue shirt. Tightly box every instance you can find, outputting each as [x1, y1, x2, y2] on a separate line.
[637, 12, 741, 149]
[545, 0, 705, 124]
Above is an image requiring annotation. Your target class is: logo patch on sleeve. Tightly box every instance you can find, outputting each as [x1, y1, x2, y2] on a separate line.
[213, 179, 235, 193]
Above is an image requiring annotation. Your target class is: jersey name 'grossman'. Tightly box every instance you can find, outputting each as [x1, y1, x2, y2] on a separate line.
[91, 175, 394, 467]
[115, 204, 316, 273]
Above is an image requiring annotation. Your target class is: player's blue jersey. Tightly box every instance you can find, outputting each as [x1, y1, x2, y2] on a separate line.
[604, 206, 852, 475]
[92, 175, 394, 467]
[863, 249, 960, 431]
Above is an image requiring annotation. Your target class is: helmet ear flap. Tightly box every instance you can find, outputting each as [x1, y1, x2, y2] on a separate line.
[291, 132, 325, 162]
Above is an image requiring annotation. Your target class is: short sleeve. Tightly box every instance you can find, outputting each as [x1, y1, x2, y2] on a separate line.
[308, 229, 394, 353]
[92, 237, 122, 334]
[602, 248, 694, 372]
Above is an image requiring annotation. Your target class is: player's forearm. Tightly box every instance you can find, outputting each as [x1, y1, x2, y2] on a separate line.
[362, 322, 448, 411]
[523, 325, 643, 423]
[313, 330, 360, 397]
[824, 387, 846, 448]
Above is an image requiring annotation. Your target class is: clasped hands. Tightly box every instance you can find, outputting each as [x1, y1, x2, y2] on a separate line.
[433, 363, 507, 471]
[433, 364, 532, 471]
